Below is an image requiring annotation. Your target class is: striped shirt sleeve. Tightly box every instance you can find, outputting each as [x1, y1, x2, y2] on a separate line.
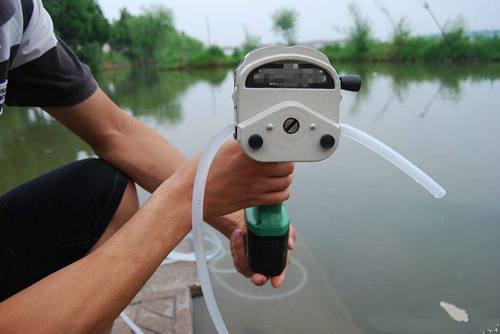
[1, 0, 97, 112]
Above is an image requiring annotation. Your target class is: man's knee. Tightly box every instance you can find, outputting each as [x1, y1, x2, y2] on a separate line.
[118, 180, 139, 221]
[88, 175, 139, 252]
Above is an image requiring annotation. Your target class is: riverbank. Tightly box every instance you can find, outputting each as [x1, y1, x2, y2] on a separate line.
[100, 29, 500, 72]
[321, 31, 500, 63]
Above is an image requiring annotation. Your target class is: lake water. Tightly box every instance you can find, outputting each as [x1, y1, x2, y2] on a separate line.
[1, 63, 499, 333]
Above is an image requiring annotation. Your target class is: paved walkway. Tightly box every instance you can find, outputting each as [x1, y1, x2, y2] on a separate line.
[112, 240, 200, 334]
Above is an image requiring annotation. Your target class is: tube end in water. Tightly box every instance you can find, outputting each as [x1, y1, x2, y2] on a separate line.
[433, 189, 446, 199]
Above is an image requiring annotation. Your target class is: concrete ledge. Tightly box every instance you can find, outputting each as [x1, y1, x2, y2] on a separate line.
[112, 289, 193, 334]
[112, 240, 199, 334]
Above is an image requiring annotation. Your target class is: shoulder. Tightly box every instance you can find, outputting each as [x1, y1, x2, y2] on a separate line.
[0, 0, 23, 65]
[0, 0, 36, 61]
[0, 0, 17, 27]
[0, 0, 34, 29]
[8, 0, 57, 70]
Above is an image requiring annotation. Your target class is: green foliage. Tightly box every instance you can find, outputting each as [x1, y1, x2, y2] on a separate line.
[272, 8, 298, 45]
[45, 1, 500, 72]
[155, 32, 204, 68]
[115, 6, 176, 65]
[230, 30, 262, 60]
[322, 5, 500, 64]
[109, 8, 133, 52]
[98, 67, 228, 122]
[44, 0, 110, 71]
[242, 30, 261, 54]
[101, 50, 131, 69]
[108, 5, 233, 69]
[392, 18, 411, 46]
[471, 35, 500, 61]
[187, 46, 231, 68]
[346, 3, 373, 58]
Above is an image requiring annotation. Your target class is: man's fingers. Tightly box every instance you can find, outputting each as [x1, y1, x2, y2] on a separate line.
[272, 247, 294, 288]
[271, 270, 287, 288]
[257, 188, 291, 206]
[230, 229, 253, 278]
[260, 162, 294, 177]
[261, 174, 293, 193]
[288, 225, 297, 250]
[251, 273, 268, 286]
[230, 224, 297, 288]
[251, 174, 291, 194]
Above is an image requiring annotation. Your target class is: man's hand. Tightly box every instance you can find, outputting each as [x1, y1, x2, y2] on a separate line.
[47, 88, 293, 222]
[230, 223, 297, 288]
[204, 140, 294, 219]
[198, 141, 295, 287]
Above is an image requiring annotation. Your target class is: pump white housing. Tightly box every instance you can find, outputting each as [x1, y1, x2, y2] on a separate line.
[234, 45, 342, 162]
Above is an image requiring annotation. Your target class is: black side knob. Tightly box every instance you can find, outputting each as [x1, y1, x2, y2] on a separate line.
[248, 134, 263, 149]
[320, 135, 335, 149]
[340, 75, 362, 92]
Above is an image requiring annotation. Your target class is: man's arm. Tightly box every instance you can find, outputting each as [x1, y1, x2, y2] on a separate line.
[0, 90, 294, 332]
[46, 87, 295, 286]
[0, 159, 195, 334]
[46, 87, 185, 193]
[46, 88, 294, 216]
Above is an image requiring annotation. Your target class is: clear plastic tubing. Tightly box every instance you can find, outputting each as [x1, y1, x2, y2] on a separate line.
[192, 124, 235, 334]
[191, 123, 446, 334]
[119, 121, 233, 334]
[122, 122, 446, 334]
[119, 312, 144, 334]
[340, 123, 446, 199]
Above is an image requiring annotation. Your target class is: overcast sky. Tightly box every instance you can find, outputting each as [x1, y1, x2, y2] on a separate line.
[98, 0, 500, 47]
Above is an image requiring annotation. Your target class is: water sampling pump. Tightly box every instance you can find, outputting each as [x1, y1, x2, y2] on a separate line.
[233, 46, 362, 276]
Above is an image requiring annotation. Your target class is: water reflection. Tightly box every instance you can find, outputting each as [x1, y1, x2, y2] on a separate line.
[100, 67, 228, 123]
[0, 68, 229, 192]
[1, 63, 499, 333]
[336, 63, 500, 118]
[0, 107, 92, 192]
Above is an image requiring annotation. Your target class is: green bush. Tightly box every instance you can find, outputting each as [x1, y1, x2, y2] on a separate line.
[187, 46, 232, 68]
[44, 0, 110, 72]
[345, 3, 374, 60]
[45, 0, 500, 71]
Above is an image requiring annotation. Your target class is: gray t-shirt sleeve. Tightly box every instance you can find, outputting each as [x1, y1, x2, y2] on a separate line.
[2, 0, 97, 109]
[5, 38, 98, 108]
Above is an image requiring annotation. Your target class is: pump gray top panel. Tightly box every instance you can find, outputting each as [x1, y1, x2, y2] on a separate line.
[245, 61, 335, 89]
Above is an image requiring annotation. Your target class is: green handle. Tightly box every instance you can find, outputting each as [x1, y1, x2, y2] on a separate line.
[245, 203, 290, 237]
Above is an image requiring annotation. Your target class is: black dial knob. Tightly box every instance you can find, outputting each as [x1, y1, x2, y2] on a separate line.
[320, 135, 335, 149]
[248, 134, 264, 149]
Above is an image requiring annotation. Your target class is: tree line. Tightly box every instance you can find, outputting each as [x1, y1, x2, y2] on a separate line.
[44, 0, 236, 71]
[321, 4, 500, 63]
[43, 0, 500, 73]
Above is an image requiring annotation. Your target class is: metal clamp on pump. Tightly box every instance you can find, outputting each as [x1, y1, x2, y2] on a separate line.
[233, 46, 362, 276]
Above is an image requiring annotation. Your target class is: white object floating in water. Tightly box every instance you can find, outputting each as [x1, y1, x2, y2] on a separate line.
[440, 301, 469, 322]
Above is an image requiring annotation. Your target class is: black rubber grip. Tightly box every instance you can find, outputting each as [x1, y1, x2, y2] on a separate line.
[246, 229, 289, 277]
